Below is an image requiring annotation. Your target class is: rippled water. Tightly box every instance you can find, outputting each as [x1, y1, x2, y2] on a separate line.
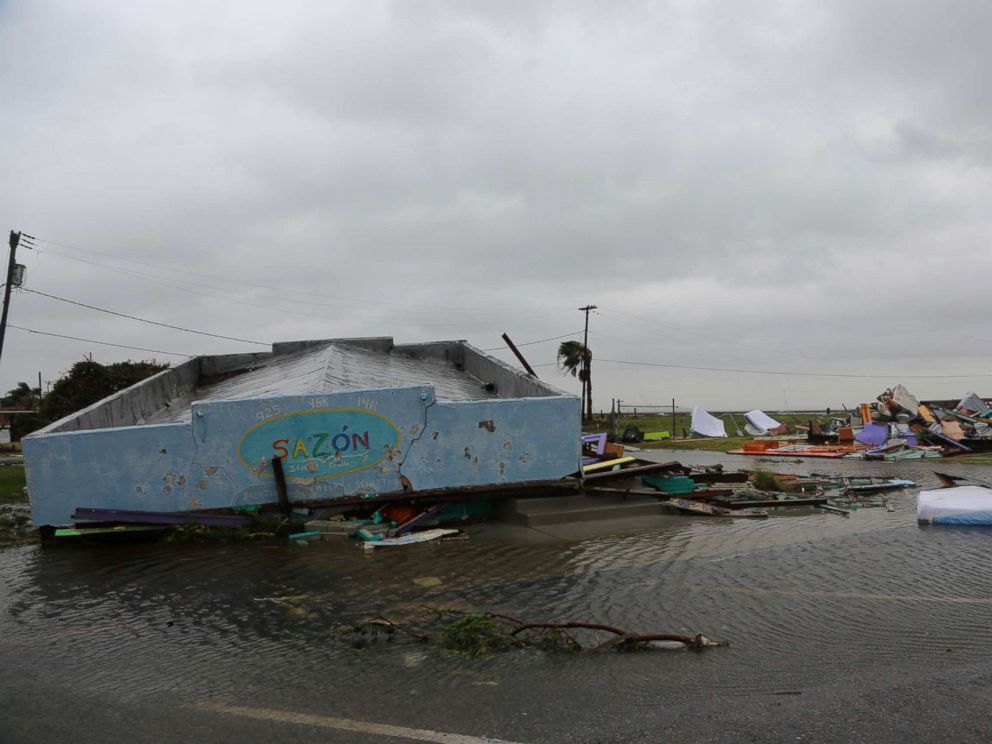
[3, 452, 992, 738]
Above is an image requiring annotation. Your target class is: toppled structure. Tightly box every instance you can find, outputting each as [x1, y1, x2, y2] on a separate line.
[689, 406, 727, 438]
[23, 337, 581, 528]
[743, 410, 787, 436]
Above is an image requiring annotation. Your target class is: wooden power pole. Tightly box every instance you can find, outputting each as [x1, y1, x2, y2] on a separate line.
[0, 231, 21, 372]
[578, 304, 597, 420]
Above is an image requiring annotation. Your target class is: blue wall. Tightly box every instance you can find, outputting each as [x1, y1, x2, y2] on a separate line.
[23, 385, 581, 526]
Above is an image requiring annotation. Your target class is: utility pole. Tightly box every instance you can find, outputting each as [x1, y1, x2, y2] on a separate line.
[0, 231, 21, 372]
[578, 304, 597, 421]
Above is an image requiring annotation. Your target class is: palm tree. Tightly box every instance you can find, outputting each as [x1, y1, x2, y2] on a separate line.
[557, 340, 592, 421]
[3, 382, 38, 409]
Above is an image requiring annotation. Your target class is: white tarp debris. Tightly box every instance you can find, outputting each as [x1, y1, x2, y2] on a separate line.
[690, 406, 727, 438]
[361, 528, 459, 550]
[744, 410, 782, 435]
[918, 486, 992, 525]
[957, 393, 990, 415]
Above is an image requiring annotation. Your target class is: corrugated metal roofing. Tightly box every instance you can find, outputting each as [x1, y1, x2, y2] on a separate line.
[145, 342, 497, 424]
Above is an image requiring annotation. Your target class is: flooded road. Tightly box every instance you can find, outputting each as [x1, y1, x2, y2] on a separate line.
[3, 451, 992, 742]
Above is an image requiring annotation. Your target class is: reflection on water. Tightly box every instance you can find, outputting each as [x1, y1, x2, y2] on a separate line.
[3, 451, 992, 712]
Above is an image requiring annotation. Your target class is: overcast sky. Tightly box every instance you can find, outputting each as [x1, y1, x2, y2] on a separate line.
[1, 0, 990, 412]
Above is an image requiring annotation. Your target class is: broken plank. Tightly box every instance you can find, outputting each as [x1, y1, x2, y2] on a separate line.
[724, 497, 827, 509]
[56, 525, 167, 537]
[582, 456, 635, 473]
[583, 461, 686, 481]
[72, 507, 251, 527]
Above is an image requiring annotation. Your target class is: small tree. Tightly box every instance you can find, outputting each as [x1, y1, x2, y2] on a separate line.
[39, 359, 169, 425]
[557, 340, 593, 421]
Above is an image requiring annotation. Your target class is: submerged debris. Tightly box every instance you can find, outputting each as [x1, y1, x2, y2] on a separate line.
[632, 465, 916, 518]
[0, 503, 36, 545]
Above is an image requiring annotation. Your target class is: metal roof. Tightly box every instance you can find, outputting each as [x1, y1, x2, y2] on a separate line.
[145, 341, 499, 424]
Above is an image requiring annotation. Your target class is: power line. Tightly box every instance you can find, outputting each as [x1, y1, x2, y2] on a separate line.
[596, 357, 992, 380]
[8, 324, 192, 357]
[20, 288, 270, 346]
[26, 245, 566, 329]
[29, 235, 571, 315]
[480, 331, 583, 352]
[598, 306, 739, 344]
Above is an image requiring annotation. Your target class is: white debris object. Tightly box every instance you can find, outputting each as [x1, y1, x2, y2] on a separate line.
[690, 406, 727, 438]
[361, 528, 460, 550]
[917, 486, 992, 525]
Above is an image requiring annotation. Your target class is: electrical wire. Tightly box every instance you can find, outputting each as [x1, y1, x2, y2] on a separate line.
[598, 306, 740, 344]
[20, 288, 270, 346]
[595, 358, 992, 380]
[480, 331, 583, 352]
[28, 235, 571, 315]
[25, 246, 565, 329]
[8, 324, 191, 357]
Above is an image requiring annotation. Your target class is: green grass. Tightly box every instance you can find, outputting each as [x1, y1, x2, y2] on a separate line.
[0, 465, 27, 504]
[584, 411, 820, 453]
[644, 437, 752, 452]
[950, 454, 992, 465]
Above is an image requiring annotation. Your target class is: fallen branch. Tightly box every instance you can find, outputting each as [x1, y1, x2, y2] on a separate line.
[341, 609, 728, 657]
[509, 621, 628, 637]
[367, 614, 433, 643]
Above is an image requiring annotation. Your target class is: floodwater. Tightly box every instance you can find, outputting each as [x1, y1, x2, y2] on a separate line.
[3, 450, 992, 742]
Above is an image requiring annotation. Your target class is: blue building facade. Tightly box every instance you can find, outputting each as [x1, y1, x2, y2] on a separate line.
[23, 338, 581, 527]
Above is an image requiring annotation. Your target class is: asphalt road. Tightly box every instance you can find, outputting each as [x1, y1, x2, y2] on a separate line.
[5, 455, 992, 742]
[2, 652, 991, 743]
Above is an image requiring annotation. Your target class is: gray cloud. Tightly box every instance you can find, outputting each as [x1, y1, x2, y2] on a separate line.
[1, 0, 990, 410]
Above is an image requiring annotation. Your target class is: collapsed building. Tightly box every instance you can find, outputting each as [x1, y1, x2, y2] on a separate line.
[23, 337, 581, 527]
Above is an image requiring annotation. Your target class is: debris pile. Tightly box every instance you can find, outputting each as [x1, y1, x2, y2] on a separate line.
[53, 499, 482, 547]
[726, 386, 992, 460]
[580, 433, 683, 481]
[625, 467, 918, 519]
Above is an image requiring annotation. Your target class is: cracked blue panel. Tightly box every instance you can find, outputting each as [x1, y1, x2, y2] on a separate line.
[401, 397, 582, 491]
[23, 424, 194, 527]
